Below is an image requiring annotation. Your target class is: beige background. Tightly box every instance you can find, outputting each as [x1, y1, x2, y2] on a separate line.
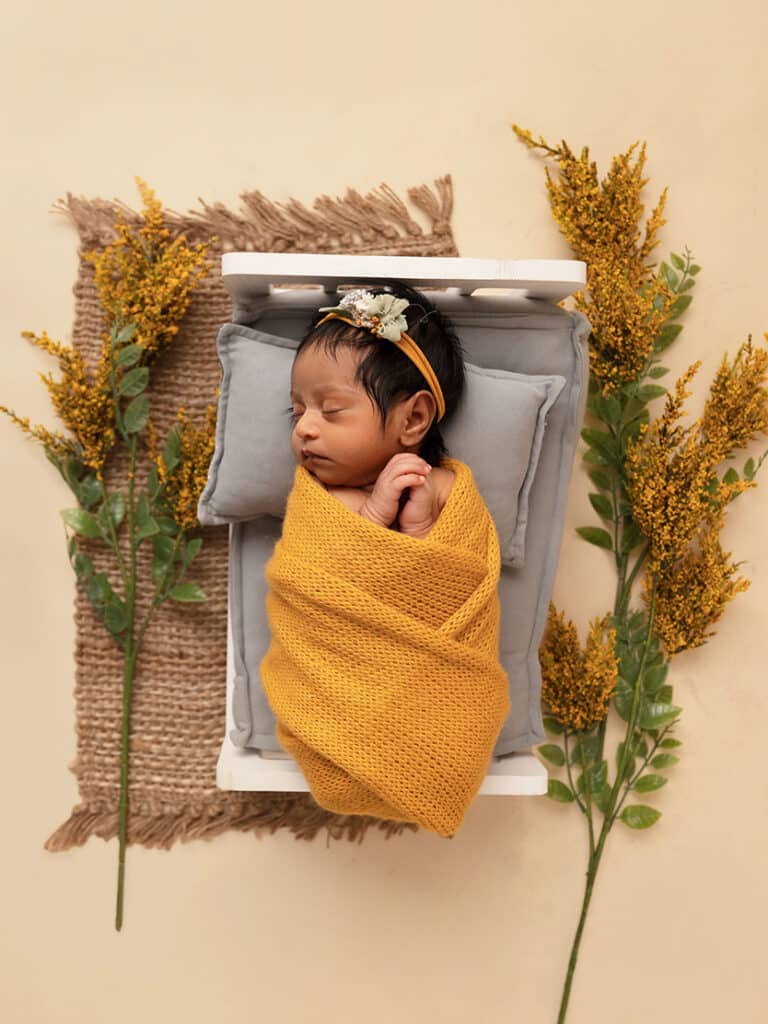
[1, 2, 766, 1021]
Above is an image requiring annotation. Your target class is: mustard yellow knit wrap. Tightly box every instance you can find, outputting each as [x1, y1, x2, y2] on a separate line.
[260, 456, 511, 837]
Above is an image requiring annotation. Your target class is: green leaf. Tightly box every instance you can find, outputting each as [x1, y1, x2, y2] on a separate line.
[647, 365, 670, 379]
[723, 467, 739, 485]
[620, 520, 644, 554]
[581, 428, 616, 459]
[136, 516, 160, 542]
[163, 426, 182, 474]
[61, 508, 102, 538]
[620, 805, 662, 829]
[651, 753, 680, 769]
[656, 684, 673, 704]
[744, 457, 756, 479]
[579, 760, 608, 793]
[659, 738, 682, 749]
[588, 469, 612, 491]
[73, 552, 94, 579]
[78, 475, 104, 509]
[628, 609, 646, 630]
[152, 533, 177, 588]
[118, 366, 149, 397]
[117, 323, 138, 344]
[542, 717, 564, 735]
[168, 582, 207, 603]
[633, 733, 649, 758]
[616, 742, 635, 781]
[124, 393, 150, 434]
[660, 261, 679, 290]
[538, 744, 565, 766]
[182, 537, 203, 566]
[153, 533, 176, 563]
[103, 597, 130, 636]
[689, 264, 702, 276]
[603, 394, 622, 426]
[669, 294, 693, 318]
[98, 492, 126, 534]
[136, 492, 150, 526]
[87, 571, 113, 607]
[59, 456, 83, 491]
[592, 784, 612, 814]
[642, 663, 669, 696]
[571, 735, 601, 766]
[633, 774, 668, 793]
[670, 252, 685, 271]
[614, 679, 634, 722]
[588, 492, 613, 520]
[575, 526, 613, 550]
[638, 702, 682, 730]
[116, 343, 143, 367]
[619, 651, 640, 681]
[583, 448, 611, 466]
[147, 465, 161, 499]
[636, 384, 668, 402]
[654, 323, 683, 352]
[157, 516, 180, 536]
[547, 780, 575, 803]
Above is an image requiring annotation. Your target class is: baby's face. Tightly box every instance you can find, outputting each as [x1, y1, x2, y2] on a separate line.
[289, 341, 405, 489]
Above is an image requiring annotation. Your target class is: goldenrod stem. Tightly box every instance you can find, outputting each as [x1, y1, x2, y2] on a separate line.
[557, 835, 607, 1023]
[115, 432, 138, 931]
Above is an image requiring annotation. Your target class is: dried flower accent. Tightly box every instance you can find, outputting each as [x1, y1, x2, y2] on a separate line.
[648, 504, 750, 656]
[318, 289, 410, 341]
[1, 329, 116, 474]
[86, 177, 212, 358]
[539, 603, 619, 731]
[150, 404, 217, 531]
[625, 339, 768, 573]
[511, 127, 678, 392]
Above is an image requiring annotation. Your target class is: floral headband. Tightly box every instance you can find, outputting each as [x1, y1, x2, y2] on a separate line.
[315, 289, 446, 421]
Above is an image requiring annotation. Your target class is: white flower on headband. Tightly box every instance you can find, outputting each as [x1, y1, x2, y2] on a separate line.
[318, 288, 410, 342]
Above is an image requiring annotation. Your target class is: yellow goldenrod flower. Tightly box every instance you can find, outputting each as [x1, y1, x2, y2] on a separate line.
[625, 339, 768, 574]
[153, 404, 217, 531]
[512, 128, 677, 392]
[647, 503, 750, 656]
[2, 329, 117, 475]
[539, 603, 619, 731]
[85, 177, 213, 358]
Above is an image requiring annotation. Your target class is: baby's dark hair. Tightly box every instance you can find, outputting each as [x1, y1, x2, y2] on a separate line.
[295, 279, 466, 466]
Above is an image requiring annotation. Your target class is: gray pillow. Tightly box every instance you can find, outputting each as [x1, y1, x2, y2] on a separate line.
[198, 323, 565, 568]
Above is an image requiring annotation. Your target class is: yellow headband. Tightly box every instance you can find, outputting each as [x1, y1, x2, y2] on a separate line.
[314, 310, 446, 422]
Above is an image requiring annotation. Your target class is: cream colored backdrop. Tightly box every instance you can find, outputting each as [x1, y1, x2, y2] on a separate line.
[1, 2, 766, 1022]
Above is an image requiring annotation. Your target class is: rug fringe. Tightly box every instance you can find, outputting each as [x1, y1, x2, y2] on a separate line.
[51, 176, 455, 253]
[45, 800, 420, 852]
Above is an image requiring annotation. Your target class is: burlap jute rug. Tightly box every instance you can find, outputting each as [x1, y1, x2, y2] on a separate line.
[44, 176, 458, 851]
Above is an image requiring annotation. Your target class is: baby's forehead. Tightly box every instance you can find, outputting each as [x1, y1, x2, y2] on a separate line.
[290, 342, 363, 396]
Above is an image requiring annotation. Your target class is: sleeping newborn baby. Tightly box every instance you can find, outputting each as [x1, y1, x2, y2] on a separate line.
[286, 281, 465, 537]
[263, 279, 511, 836]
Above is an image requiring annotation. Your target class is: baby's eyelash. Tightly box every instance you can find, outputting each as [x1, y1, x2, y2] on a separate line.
[284, 405, 343, 420]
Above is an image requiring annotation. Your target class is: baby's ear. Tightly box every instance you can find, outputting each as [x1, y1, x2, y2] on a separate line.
[399, 390, 437, 445]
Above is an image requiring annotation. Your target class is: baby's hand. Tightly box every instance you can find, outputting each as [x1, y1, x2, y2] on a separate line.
[398, 461, 440, 538]
[358, 453, 432, 529]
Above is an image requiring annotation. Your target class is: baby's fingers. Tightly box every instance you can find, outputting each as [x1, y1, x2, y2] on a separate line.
[391, 472, 428, 493]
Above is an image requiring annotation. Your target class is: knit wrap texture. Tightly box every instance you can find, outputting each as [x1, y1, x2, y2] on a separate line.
[260, 456, 511, 838]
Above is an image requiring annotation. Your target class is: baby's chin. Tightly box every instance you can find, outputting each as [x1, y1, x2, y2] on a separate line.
[298, 457, 369, 488]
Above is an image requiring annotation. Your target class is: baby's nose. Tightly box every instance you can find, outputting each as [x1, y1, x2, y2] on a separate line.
[295, 411, 319, 438]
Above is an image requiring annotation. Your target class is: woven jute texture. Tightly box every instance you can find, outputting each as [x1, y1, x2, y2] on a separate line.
[44, 176, 459, 851]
